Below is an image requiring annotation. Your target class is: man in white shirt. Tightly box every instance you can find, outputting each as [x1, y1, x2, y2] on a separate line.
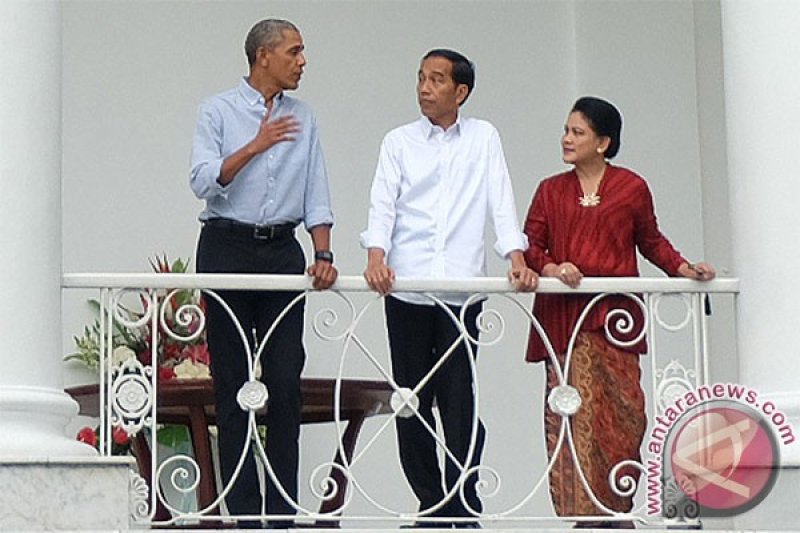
[361, 49, 537, 528]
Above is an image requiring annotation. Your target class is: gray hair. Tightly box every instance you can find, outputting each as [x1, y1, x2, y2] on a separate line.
[244, 19, 299, 66]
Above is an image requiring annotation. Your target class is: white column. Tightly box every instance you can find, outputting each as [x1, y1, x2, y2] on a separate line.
[0, 1, 91, 457]
[0, 4, 132, 528]
[721, 0, 800, 527]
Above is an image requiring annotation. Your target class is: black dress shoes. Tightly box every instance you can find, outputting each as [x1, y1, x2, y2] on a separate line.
[574, 520, 635, 529]
[236, 519, 263, 529]
[266, 519, 295, 529]
[400, 520, 481, 529]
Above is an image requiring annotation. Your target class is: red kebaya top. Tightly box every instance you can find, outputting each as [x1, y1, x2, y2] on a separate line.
[523, 165, 687, 362]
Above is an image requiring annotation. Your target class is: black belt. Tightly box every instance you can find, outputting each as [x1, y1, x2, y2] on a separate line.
[203, 218, 296, 241]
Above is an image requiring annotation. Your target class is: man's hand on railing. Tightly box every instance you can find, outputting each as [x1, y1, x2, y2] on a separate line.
[364, 248, 395, 295]
[307, 260, 338, 290]
[507, 251, 538, 292]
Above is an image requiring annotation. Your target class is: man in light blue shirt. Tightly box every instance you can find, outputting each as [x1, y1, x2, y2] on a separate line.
[190, 18, 336, 528]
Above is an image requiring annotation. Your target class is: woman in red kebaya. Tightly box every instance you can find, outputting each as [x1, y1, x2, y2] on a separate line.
[523, 97, 715, 528]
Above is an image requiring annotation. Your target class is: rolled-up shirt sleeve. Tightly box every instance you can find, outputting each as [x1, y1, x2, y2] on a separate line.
[360, 136, 401, 254]
[486, 128, 528, 258]
[190, 102, 227, 200]
[303, 116, 335, 230]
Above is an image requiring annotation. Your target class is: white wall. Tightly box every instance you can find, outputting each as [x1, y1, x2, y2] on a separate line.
[61, 1, 576, 276]
[693, 0, 738, 384]
[60, 0, 731, 520]
[572, 1, 737, 382]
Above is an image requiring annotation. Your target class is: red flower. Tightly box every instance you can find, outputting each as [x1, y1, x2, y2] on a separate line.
[187, 315, 202, 335]
[159, 366, 176, 381]
[77, 426, 98, 447]
[137, 348, 152, 366]
[183, 343, 211, 366]
[162, 342, 182, 362]
[112, 426, 130, 446]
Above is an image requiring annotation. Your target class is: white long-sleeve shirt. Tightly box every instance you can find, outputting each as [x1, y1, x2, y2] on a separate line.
[360, 116, 528, 305]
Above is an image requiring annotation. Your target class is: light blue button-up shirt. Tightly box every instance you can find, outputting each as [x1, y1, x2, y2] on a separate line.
[190, 78, 334, 229]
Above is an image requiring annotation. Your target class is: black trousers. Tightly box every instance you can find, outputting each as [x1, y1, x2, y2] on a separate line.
[385, 296, 486, 518]
[196, 224, 306, 517]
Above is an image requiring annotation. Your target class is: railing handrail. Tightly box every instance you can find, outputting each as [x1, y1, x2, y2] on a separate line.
[63, 271, 737, 526]
[62, 273, 739, 294]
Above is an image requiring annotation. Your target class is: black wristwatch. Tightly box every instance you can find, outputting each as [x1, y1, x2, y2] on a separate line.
[314, 250, 334, 263]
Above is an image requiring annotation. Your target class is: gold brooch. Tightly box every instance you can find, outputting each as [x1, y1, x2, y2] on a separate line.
[578, 193, 600, 207]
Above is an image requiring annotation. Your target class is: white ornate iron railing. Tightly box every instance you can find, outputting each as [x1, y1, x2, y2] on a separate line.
[62, 274, 739, 529]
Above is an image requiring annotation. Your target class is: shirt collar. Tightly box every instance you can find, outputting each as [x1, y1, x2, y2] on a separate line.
[419, 115, 463, 139]
[239, 77, 285, 108]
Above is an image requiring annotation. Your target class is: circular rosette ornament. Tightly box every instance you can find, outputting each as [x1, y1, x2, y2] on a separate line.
[547, 384, 582, 416]
[236, 380, 268, 412]
[390, 387, 420, 419]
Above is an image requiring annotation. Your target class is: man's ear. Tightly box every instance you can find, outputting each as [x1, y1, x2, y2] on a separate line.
[455, 84, 469, 106]
[256, 46, 270, 68]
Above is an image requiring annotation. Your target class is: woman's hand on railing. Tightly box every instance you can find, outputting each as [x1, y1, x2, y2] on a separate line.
[542, 262, 583, 288]
[678, 261, 716, 281]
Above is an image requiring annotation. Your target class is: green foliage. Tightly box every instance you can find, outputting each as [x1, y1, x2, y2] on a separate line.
[64, 299, 147, 370]
[65, 255, 197, 371]
[156, 424, 191, 449]
[66, 321, 102, 371]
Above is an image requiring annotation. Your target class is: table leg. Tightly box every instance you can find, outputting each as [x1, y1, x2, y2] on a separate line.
[131, 431, 172, 522]
[187, 405, 217, 512]
[315, 410, 368, 527]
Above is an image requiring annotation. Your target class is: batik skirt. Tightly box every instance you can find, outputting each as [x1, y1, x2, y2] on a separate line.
[544, 331, 647, 516]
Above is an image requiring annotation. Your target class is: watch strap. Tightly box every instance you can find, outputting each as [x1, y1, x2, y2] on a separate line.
[314, 250, 334, 263]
